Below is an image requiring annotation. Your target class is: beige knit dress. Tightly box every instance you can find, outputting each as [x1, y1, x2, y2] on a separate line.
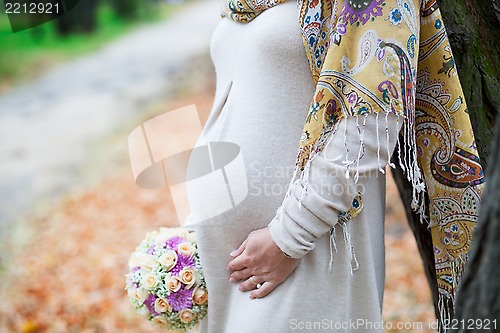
[185, 2, 401, 332]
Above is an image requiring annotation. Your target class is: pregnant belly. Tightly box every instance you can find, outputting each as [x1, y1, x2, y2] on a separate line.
[184, 131, 296, 230]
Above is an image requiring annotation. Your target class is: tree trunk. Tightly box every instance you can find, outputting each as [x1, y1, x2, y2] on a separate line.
[439, 0, 500, 163]
[449, 121, 500, 332]
[391, 0, 500, 328]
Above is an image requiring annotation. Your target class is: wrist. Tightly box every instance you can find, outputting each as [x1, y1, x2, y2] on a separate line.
[268, 217, 304, 259]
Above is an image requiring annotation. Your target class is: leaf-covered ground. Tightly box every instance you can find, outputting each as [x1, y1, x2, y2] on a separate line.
[0, 90, 436, 333]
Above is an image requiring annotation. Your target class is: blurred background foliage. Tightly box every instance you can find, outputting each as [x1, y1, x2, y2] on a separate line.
[0, 0, 182, 90]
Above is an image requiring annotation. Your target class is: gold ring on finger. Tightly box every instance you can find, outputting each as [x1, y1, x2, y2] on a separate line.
[250, 276, 258, 285]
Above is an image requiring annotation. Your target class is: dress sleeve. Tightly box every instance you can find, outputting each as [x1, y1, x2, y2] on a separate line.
[268, 112, 403, 258]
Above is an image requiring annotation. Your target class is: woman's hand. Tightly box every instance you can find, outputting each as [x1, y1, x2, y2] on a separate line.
[227, 227, 300, 299]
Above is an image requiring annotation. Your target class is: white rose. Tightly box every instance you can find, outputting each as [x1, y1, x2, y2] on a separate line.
[192, 286, 208, 305]
[155, 228, 174, 246]
[158, 250, 178, 271]
[141, 273, 159, 290]
[186, 231, 197, 243]
[128, 252, 141, 268]
[158, 227, 173, 238]
[177, 242, 195, 257]
[138, 253, 157, 272]
[137, 305, 151, 318]
[179, 309, 196, 324]
[179, 267, 198, 289]
[164, 273, 181, 292]
[154, 297, 172, 313]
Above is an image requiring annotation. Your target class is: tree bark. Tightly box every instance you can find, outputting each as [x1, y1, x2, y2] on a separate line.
[438, 0, 500, 165]
[391, 0, 500, 328]
[449, 121, 500, 332]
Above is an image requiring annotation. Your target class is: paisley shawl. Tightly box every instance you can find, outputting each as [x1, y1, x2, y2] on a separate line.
[223, 0, 485, 330]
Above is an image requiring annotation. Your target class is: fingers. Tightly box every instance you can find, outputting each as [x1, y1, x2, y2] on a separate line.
[227, 239, 250, 272]
[250, 281, 276, 299]
[230, 238, 248, 258]
[229, 267, 252, 282]
[238, 276, 264, 292]
[244, 259, 300, 299]
[227, 253, 249, 272]
[230, 267, 271, 282]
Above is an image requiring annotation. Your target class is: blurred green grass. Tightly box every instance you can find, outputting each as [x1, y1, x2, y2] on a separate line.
[0, 2, 180, 89]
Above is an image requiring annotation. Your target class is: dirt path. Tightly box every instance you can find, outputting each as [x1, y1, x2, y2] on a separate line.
[0, 0, 221, 237]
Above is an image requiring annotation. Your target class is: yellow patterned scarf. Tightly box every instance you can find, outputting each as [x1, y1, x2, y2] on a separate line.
[224, 0, 484, 328]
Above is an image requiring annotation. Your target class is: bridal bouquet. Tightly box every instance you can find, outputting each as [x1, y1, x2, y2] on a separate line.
[125, 228, 208, 331]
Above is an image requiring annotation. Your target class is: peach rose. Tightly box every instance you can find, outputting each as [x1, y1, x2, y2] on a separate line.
[179, 267, 198, 289]
[192, 287, 208, 305]
[165, 273, 181, 292]
[154, 297, 172, 313]
[158, 250, 178, 271]
[179, 309, 196, 324]
[177, 242, 195, 257]
[141, 273, 158, 290]
[152, 315, 171, 329]
[131, 288, 149, 305]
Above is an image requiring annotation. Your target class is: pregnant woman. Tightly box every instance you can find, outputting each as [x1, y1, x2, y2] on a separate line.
[185, 0, 484, 332]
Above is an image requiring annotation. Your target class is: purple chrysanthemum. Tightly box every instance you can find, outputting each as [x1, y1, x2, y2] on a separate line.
[164, 236, 185, 250]
[144, 294, 159, 316]
[167, 286, 193, 312]
[169, 254, 195, 275]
